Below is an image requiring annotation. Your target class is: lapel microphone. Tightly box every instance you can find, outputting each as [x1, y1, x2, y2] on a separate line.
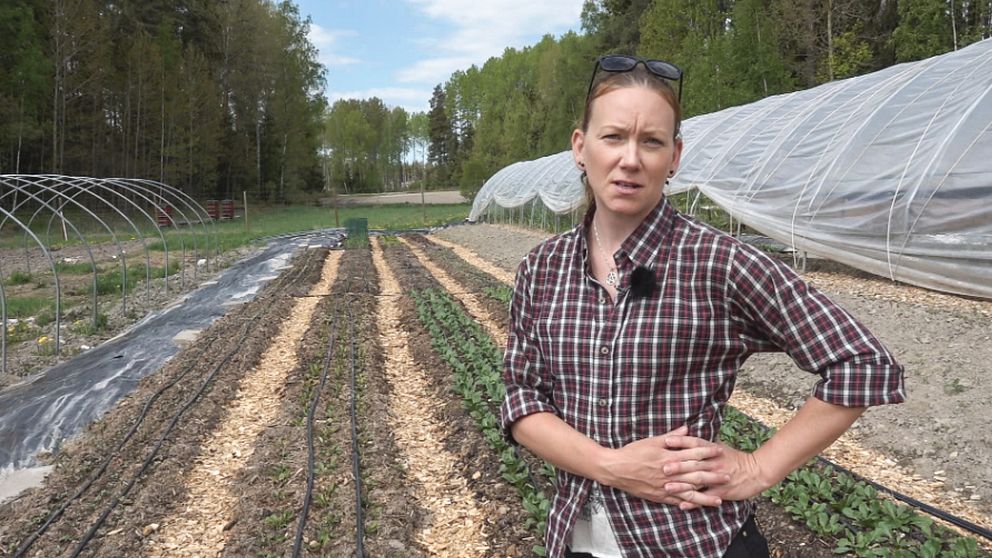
[630, 266, 657, 299]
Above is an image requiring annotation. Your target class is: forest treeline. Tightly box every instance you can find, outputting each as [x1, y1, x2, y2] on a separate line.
[426, 0, 991, 200]
[0, 0, 325, 202]
[2, 1, 990, 200]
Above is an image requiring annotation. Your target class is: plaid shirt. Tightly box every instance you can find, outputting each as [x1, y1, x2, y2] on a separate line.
[500, 199, 905, 558]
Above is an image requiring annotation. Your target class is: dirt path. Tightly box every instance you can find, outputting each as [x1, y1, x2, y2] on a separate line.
[371, 238, 490, 557]
[143, 251, 341, 556]
[398, 237, 504, 342]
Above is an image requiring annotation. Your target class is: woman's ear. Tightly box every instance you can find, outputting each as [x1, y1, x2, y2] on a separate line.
[671, 136, 684, 174]
[571, 128, 585, 168]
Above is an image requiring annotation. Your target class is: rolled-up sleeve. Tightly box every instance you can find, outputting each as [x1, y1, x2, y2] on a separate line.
[728, 244, 906, 407]
[500, 253, 560, 443]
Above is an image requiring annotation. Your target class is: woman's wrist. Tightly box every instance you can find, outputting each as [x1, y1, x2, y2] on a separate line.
[588, 444, 618, 486]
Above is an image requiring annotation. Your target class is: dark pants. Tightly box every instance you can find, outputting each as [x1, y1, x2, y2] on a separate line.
[565, 515, 770, 558]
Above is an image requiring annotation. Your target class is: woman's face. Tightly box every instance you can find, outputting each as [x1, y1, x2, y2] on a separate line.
[572, 85, 682, 222]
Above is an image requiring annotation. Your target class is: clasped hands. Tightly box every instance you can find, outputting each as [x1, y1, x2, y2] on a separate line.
[599, 425, 770, 510]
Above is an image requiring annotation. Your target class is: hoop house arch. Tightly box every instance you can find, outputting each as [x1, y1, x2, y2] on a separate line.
[43, 175, 156, 309]
[4, 177, 122, 324]
[129, 178, 218, 271]
[0, 207, 63, 371]
[97, 178, 181, 294]
[119, 179, 197, 287]
[119, 177, 210, 288]
[470, 38, 992, 299]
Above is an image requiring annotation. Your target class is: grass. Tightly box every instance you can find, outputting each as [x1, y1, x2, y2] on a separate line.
[3, 296, 55, 319]
[7, 271, 33, 285]
[1, 201, 471, 253]
[55, 261, 97, 275]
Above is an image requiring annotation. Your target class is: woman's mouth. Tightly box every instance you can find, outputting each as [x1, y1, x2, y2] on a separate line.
[612, 180, 643, 193]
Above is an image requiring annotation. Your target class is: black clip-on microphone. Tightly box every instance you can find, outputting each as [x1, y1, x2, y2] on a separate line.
[630, 266, 657, 299]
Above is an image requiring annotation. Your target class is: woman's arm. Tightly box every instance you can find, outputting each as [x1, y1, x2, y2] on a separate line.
[512, 411, 730, 507]
[663, 396, 865, 509]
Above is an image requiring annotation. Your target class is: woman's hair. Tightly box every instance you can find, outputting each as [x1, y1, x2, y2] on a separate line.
[579, 64, 683, 210]
[580, 64, 682, 137]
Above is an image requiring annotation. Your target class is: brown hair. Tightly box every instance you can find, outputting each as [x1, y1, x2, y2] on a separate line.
[579, 64, 683, 209]
[580, 64, 682, 137]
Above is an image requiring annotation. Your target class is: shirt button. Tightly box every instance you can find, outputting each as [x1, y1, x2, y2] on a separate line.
[598, 296, 606, 304]
[599, 346, 610, 355]
[598, 398, 609, 407]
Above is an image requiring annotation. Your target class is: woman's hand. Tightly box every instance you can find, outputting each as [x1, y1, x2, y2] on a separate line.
[662, 441, 771, 510]
[600, 426, 731, 507]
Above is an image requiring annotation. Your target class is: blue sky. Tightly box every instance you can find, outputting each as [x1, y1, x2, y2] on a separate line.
[293, 0, 586, 114]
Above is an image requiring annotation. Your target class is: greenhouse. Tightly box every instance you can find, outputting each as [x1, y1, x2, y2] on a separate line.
[469, 38, 992, 300]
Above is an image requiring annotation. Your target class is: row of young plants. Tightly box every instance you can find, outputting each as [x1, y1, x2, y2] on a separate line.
[411, 288, 552, 556]
[417, 282, 988, 558]
[720, 407, 987, 557]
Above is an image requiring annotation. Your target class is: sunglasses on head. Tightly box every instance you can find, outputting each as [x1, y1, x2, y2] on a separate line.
[586, 55, 684, 102]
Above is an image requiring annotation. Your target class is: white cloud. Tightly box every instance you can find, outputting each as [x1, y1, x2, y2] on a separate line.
[398, 0, 584, 84]
[329, 87, 434, 113]
[308, 24, 361, 68]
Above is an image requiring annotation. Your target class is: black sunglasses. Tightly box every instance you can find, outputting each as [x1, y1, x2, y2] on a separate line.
[586, 55, 684, 102]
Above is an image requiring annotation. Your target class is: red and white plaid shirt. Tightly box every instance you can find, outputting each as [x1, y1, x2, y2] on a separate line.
[500, 199, 905, 558]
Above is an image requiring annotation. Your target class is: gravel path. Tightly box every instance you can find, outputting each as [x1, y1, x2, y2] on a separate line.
[432, 222, 992, 530]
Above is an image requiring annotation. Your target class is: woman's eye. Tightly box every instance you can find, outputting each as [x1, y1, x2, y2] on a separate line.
[644, 137, 664, 146]
[603, 134, 621, 141]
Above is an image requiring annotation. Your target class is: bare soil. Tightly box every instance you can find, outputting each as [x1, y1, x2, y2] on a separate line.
[0, 240, 532, 557]
[1, 240, 253, 389]
[1, 219, 988, 558]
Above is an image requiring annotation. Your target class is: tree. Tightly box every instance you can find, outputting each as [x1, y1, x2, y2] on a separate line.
[892, 0, 956, 61]
[0, 0, 50, 173]
[427, 84, 453, 189]
[581, 0, 654, 54]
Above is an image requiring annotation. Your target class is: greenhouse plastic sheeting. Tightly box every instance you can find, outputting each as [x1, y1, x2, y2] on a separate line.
[469, 38, 992, 300]
[470, 151, 585, 216]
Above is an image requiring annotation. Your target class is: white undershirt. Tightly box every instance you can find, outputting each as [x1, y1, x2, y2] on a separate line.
[569, 484, 623, 557]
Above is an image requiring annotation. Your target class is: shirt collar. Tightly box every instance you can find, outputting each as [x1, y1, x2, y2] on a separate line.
[580, 197, 677, 270]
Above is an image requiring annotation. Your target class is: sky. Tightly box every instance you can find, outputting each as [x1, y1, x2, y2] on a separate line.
[293, 0, 586, 114]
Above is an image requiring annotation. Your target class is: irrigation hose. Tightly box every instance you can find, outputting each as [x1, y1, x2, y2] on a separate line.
[14, 247, 321, 557]
[813, 456, 992, 542]
[290, 258, 368, 558]
[70, 318, 258, 557]
[736, 409, 992, 543]
[292, 286, 343, 557]
[348, 305, 367, 558]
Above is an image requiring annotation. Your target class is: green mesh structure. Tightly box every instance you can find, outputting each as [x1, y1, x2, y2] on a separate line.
[345, 217, 368, 243]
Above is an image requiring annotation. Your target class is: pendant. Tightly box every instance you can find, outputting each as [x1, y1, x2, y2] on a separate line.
[606, 269, 618, 287]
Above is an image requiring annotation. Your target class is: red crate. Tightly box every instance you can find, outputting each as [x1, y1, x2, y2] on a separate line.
[221, 199, 235, 220]
[156, 205, 173, 227]
[206, 200, 220, 220]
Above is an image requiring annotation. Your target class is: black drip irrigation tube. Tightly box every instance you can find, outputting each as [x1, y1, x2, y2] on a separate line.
[69, 318, 259, 558]
[292, 269, 367, 558]
[12, 248, 322, 558]
[13, 322, 245, 558]
[348, 305, 366, 558]
[292, 310, 340, 558]
[737, 409, 992, 543]
[814, 455, 992, 542]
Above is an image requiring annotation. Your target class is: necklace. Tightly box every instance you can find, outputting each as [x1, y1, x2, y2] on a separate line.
[592, 220, 619, 287]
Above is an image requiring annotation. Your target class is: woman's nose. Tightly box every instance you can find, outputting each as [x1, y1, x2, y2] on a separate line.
[618, 140, 641, 169]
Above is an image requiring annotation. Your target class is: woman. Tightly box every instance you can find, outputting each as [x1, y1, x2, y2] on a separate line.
[499, 55, 906, 558]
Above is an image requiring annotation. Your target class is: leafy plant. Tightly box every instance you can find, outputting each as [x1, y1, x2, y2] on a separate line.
[7, 271, 33, 285]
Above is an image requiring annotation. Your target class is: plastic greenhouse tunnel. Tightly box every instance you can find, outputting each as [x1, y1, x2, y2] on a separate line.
[469, 38, 992, 300]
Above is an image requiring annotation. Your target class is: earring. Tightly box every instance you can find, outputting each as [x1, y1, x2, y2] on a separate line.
[578, 161, 585, 169]
[668, 170, 675, 177]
